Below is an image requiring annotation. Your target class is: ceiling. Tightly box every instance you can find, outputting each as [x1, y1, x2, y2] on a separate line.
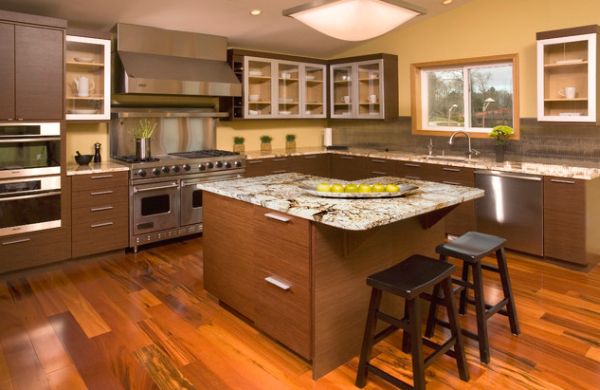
[1, 0, 472, 58]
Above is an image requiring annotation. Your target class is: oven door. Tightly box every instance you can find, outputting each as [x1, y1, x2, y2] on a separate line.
[0, 123, 61, 179]
[132, 180, 180, 235]
[0, 175, 62, 237]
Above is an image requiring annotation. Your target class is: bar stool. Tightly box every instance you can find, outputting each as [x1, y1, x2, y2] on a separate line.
[356, 255, 469, 390]
[425, 231, 520, 364]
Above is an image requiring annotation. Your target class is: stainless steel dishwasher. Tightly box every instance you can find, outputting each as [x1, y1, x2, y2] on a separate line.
[474, 170, 544, 256]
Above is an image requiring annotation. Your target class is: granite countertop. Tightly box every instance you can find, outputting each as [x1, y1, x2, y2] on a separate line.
[66, 161, 130, 176]
[243, 147, 600, 180]
[197, 173, 484, 231]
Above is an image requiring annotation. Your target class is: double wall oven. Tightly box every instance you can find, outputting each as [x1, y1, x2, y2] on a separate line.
[0, 123, 62, 237]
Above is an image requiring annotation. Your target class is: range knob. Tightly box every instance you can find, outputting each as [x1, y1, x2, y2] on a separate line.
[136, 169, 147, 177]
[206, 162, 214, 169]
[152, 168, 161, 176]
[171, 165, 181, 173]
[215, 161, 223, 168]
[182, 164, 191, 171]
[224, 161, 232, 169]
[198, 163, 206, 171]
[161, 166, 170, 174]
[233, 160, 242, 168]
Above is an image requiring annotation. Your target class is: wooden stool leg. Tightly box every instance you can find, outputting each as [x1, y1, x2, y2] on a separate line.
[496, 248, 521, 335]
[471, 261, 491, 364]
[425, 254, 448, 338]
[442, 278, 470, 382]
[458, 262, 470, 315]
[409, 298, 426, 390]
[401, 300, 411, 353]
[356, 288, 383, 388]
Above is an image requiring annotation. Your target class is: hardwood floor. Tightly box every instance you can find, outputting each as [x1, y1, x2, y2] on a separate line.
[0, 236, 599, 389]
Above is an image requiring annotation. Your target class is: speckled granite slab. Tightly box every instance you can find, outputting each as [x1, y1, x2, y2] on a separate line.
[66, 161, 130, 176]
[198, 173, 484, 231]
[243, 148, 600, 180]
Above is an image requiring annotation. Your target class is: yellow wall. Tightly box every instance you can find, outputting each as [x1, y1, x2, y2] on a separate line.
[66, 123, 109, 162]
[332, 0, 600, 118]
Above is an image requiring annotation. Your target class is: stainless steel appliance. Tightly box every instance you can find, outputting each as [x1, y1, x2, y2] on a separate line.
[475, 170, 544, 256]
[0, 175, 61, 237]
[0, 122, 61, 179]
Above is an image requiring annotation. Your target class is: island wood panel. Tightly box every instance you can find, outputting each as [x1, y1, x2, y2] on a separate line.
[311, 217, 446, 379]
[0, 23, 15, 121]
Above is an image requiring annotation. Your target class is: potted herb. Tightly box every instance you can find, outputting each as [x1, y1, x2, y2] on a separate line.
[260, 135, 273, 153]
[134, 119, 157, 161]
[233, 136, 245, 153]
[489, 125, 514, 163]
[285, 134, 296, 152]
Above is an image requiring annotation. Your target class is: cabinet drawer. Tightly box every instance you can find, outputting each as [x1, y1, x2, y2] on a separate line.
[0, 227, 69, 273]
[288, 154, 330, 177]
[72, 201, 128, 226]
[72, 185, 129, 209]
[253, 207, 309, 248]
[245, 159, 274, 177]
[397, 161, 436, 180]
[363, 158, 397, 178]
[71, 171, 128, 191]
[72, 217, 128, 258]
[429, 165, 474, 186]
[330, 154, 366, 180]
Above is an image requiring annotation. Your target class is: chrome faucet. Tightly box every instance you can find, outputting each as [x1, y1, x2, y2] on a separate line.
[448, 131, 480, 160]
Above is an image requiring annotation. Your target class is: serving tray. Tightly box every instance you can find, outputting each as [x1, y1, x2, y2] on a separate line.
[304, 184, 419, 199]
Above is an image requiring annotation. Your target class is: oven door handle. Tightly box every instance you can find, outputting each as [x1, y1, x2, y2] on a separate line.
[0, 190, 61, 202]
[0, 137, 61, 143]
[133, 183, 179, 193]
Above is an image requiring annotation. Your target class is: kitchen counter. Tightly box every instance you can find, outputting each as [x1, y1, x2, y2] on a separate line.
[243, 147, 600, 180]
[197, 172, 483, 231]
[66, 161, 130, 176]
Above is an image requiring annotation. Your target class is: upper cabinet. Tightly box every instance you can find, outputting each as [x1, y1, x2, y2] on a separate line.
[65, 33, 111, 120]
[329, 54, 398, 120]
[0, 12, 65, 122]
[537, 25, 600, 124]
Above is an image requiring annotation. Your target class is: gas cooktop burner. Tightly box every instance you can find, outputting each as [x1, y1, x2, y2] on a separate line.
[168, 150, 240, 159]
[114, 155, 160, 163]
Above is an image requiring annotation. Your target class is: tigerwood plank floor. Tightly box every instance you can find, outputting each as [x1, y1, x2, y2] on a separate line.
[0, 236, 599, 389]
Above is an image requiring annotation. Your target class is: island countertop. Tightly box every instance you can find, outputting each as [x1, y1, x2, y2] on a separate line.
[197, 172, 484, 231]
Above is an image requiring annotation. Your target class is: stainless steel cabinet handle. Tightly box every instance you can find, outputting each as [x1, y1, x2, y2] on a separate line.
[90, 190, 113, 196]
[405, 176, 420, 180]
[91, 222, 113, 228]
[0, 190, 61, 202]
[91, 206, 113, 212]
[248, 160, 264, 164]
[303, 155, 318, 159]
[340, 156, 354, 160]
[442, 181, 461, 186]
[91, 174, 113, 180]
[404, 163, 421, 167]
[264, 212, 291, 223]
[442, 167, 461, 172]
[272, 170, 287, 174]
[371, 159, 386, 163]
[133, 183, 178, 193]
[273, 158, 287, 162]
[550, 178, 576, 184]
[2, 238, 31, 246]
[0, 137, 60, 144]
[371, 171, 387, 175]
[264, 276, 291, 291]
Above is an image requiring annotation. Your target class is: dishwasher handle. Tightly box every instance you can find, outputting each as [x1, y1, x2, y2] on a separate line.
[474, 170, 542, 181]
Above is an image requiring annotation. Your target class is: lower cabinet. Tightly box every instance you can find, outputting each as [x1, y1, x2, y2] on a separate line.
[330, 154, 367, 180]
[288, 154, 330, 177]
[0, 227, 69, 273]
[70, 172, 129, 258]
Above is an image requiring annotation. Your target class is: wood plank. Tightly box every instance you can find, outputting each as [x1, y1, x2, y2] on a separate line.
[133, 344, 195, 390]
[46, 365, 87, 390]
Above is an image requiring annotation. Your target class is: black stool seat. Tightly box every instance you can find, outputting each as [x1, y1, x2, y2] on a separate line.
[437, 231, 506, 262]
[367, 255, 454, 299]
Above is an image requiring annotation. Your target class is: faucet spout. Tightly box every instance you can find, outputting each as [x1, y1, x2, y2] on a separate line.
[448, 131, 479, 160]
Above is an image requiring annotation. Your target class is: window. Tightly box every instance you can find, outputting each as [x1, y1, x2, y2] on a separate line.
[411, 54, 519, 138]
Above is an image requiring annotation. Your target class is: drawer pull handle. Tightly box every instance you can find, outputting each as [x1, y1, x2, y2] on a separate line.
[248, 160, 264, 164]
[91, 174, 113, 180]
[371, 171, 387, 175]
[442, 167, 461, 172]
[303, 155, 318, 159]
[405, 176, 420, 180]
[550, 179, 576, 184]
[2, 238, 31, 246]
[442, 181, 461, 186]
[273, 158, 287, 162]
[272, 170, 287, 174]
[404, 163, 421, 167]
[340, 156, 354, 160]
[265, 276, 291, 291]
[91, 190, 113, 196]
[371, 159, 386, 163]
[264, 212, 290, 223]
[91, 222, 113, 229]
[91, 206, 113, 212]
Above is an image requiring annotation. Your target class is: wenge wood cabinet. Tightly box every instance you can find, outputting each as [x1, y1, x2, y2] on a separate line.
[287, 154, 330, 177]
[70, 172, 129, 258]
[0, 228, 70, 273]
[329, 154, 368, 180]
[0, 17, 65, 121]
[245, 157, 291, 177]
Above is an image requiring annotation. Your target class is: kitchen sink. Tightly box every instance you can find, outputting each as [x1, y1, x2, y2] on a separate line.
[422, 155, 474, 163]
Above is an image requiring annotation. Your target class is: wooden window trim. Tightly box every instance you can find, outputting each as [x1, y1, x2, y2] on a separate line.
[411, 53, 520, 140]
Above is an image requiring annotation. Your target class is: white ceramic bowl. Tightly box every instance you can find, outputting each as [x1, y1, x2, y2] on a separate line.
[249, 94, 260, 102]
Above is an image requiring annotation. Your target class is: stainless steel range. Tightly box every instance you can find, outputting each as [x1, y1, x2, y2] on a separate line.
[114, 150, 245, 251]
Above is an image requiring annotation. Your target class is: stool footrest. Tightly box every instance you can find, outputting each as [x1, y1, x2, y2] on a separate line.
[377, 311, 408, 331]
[366, 364, 413, 390]
[423, 338, 458, 368]
[373, 325, 399, 344]
[464, 298, 510, 317]
[481, 263, 500, 273]
[434, 319, 480, 341]
[451, 277, 473, 290]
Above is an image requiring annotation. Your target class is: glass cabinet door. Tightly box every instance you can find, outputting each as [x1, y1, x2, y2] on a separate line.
[330, 64, 354, 117]
[357, 60, 384, 118]
[65, 35, 111, 120]
[303, 64, 326, 118]
[276, 62, 301, 117]
[245, 57, 274, 118]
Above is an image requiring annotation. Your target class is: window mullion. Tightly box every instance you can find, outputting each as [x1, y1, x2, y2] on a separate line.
[463, 67, 470, 130]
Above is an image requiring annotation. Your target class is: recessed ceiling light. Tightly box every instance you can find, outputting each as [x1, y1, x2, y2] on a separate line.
[442, 0, 453, 5]
[250, 9, 262, 16]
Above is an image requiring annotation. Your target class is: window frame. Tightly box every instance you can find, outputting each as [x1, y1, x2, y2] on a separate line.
[411, 54, 520, 139]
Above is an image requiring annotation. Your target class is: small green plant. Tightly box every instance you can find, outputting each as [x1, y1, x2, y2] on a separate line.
[233, 136, 245, 145]
[489, 125, 514, 145]
[260, 135, 273, 144]
[134, 119, 157, 139]
[286, 134, 296, 142]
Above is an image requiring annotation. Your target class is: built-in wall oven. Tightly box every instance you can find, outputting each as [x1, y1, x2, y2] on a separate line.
[0, 123, 61, 179]
[0, 175, 62, 237]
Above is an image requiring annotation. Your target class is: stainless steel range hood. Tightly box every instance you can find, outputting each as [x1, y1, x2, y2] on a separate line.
[113, 24, 241, 98]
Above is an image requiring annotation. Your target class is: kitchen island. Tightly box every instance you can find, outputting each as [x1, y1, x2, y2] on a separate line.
[199, 173, 484, 378]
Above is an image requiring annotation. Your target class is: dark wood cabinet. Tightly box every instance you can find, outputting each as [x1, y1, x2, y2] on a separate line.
[396, 161, 436, 180]
[0, 23, 15, 121]
[0, 228, 70, 273]
[288, 154, 330, 177]
[330, 154, 367, 180]
[245, 159, 274, 177]
[362, 157, 398, 178]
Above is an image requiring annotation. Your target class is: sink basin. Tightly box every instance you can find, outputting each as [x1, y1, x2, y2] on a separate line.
[422, 155, 473, 163]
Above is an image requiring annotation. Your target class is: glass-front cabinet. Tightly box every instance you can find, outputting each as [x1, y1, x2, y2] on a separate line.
[330, 60, 385, 119]
[243, 56, 326, 119]
[65, 35, 110, 120]
[537, 26, 599, 123]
